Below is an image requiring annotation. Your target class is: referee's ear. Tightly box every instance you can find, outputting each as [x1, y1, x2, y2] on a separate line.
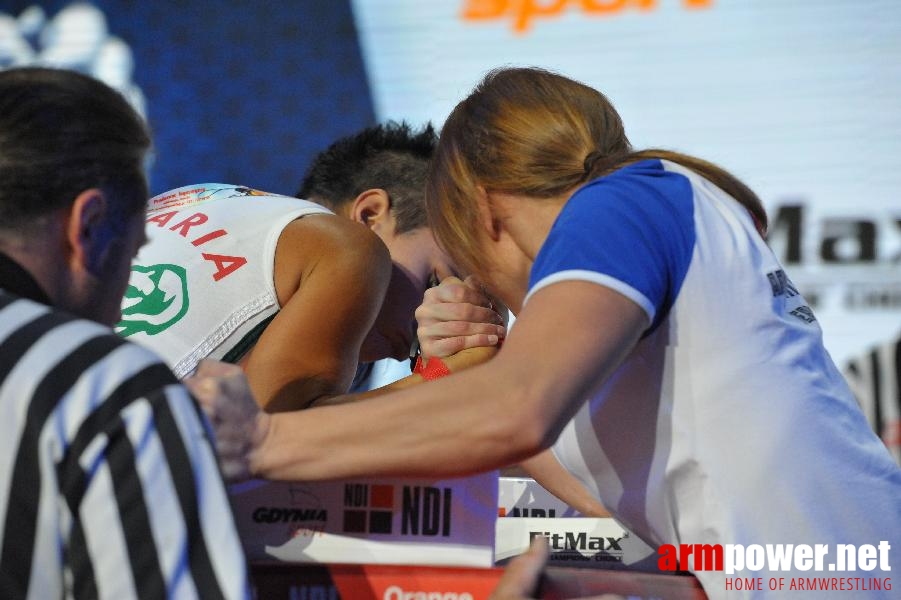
[65, 188, 112, 276]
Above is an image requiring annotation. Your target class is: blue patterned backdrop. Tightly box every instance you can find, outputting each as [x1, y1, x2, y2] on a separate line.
[1, 0, 375, 196]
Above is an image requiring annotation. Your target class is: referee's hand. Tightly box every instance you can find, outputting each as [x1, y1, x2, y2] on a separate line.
[491, 539, 626, 600]
[185, 360, 270, 482]
[490, 537, 548, 600]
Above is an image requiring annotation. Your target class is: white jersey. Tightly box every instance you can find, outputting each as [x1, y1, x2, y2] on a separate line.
[843, 334, 901, 466]
[525, 159, 901, 598]
[117, 183, 331, 378]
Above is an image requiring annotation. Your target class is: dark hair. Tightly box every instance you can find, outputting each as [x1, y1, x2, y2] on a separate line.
[297, 121, 437, 235]
[0, 67, 151, 232]
[427, 67, 767, 279]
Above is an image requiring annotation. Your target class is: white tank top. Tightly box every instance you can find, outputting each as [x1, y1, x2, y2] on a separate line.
[117, 183, 332, 377]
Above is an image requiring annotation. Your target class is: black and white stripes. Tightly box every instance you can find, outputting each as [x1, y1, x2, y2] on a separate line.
[0, 292, 249, 599]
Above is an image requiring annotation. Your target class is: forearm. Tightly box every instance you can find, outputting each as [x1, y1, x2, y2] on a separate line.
[306, 347, 498, 407]
[252, 361, 543, 481]
[308, 373, 426, 407]
[518, 450, 610, 517]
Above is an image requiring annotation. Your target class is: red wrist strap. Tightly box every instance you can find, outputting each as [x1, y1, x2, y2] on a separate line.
[413, 355, 452, 380]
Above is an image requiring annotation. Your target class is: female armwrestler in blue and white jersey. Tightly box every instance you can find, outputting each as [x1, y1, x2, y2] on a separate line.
[199, 67, 901, 599]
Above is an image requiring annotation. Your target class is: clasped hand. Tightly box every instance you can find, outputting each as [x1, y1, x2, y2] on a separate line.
[415, 275, 506, 358]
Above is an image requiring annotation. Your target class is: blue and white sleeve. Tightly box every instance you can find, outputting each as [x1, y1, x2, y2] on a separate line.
[526, 167, 695, 331]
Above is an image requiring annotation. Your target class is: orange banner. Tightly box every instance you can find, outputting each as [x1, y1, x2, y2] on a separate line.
[461, 0, 714, 34]
[251, 562, 707, 599]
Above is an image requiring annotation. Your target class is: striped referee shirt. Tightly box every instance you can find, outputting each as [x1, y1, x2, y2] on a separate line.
[0, 253, 249, 599]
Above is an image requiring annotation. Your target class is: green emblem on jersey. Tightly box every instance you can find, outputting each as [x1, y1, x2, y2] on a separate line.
[116, 264, 189, 337]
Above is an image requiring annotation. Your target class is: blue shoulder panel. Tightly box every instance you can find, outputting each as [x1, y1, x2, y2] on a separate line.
[528, 159, 696, 331]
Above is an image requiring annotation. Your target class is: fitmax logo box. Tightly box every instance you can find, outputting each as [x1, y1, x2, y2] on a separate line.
[229, 471, 498, 567]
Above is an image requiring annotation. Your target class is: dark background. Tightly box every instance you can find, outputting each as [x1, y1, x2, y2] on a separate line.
[2, 0, 376, 197]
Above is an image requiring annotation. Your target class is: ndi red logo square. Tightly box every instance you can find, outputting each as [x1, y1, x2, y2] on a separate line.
[343, 484, 394, 534]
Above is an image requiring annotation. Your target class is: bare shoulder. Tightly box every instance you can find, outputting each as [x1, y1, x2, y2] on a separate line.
[280, 213, 389, 262]
[274, 214, 391, 302]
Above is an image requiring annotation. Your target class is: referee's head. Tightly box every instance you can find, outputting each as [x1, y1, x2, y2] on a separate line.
[0, 67, 152, 325]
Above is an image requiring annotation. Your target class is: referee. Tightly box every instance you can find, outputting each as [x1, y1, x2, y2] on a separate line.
[0, 68, 248, 599]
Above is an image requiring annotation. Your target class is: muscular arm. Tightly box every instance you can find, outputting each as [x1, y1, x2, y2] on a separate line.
[241, 215, 392, 412]
[253, 280, 648, 480]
